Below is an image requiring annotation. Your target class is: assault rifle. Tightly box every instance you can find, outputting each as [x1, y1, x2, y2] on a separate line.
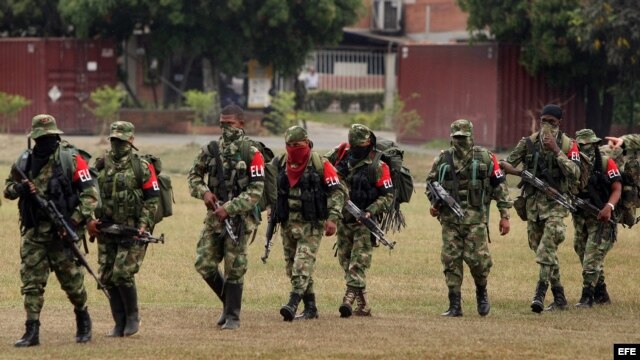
[500, 161, 577, 212]
[344, 200, 396, 250]
[261, 210, 277, 263]
[13, 166, 110, 299]
[94, 222, 165, 244]
[569, 195, 617, 226]
[426, 181, 465, 218]
[214, 201, 238, 245]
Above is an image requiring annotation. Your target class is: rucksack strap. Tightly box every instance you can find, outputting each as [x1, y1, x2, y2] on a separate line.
[443, 150, 460, 201]
[130, 154, 144, 187]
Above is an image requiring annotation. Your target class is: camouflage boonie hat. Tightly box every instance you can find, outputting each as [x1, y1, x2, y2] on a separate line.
[575, 129, 601, 144]
[450, 119, 473, 137]
[109, 121, 135, 142]
[284, 125, 308, 144]
[29, 114, 64, 139]
[348, 124, 372, 146]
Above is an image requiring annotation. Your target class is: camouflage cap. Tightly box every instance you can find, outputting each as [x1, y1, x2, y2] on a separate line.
[575, 128, 601, 144]
[29, 114, 64, 139]
[348, 124, 372, 146]
[109, 121, 135, 142]
[450, 119, 473, 137]
[284, 125, 308, 144]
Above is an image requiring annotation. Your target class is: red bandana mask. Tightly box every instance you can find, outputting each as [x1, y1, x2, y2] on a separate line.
[286, 144, 311, 187]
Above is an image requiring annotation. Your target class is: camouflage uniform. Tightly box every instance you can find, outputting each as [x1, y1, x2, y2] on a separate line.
[95, 121, 160, 337]
[188, 118, 265, 330]
[325, 124, 394, 318]
[505, 104, 581, 313]
[4, 115, 98, 346]
[274, 126, 346, 321]
[573, 129, 622, 307]
[426, 119, 512, 317]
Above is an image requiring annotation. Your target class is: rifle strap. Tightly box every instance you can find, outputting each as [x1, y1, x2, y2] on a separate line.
[209, 141, 229, 202]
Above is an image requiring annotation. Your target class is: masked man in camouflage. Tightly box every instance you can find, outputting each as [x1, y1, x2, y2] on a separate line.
[604, 133, 640, 229]
[325, 124, 393, 318]
[505, 104, 581, 313]
[426, 119, 512, 317]
[4, 114, 99, 346]
[90, 121, 160, 337]
[188, 104, 265, 330]
[273, 126, 346, 321]
[572, 129, 621, 308]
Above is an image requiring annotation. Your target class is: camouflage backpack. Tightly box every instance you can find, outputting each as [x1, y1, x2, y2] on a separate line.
[602, 145, 640, 227]
[131, 154, 174, 224]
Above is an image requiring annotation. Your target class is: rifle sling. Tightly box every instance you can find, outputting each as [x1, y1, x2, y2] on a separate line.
[209, 141, 228, 202]
[443, 150, 460, 202]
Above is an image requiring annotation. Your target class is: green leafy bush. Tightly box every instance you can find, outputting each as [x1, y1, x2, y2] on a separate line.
[0, 92, 31, 133]
[184, 90, 217, 124]
[86, 85, 126, 138]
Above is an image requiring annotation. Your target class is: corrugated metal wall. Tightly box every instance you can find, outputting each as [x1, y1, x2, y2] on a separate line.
[397, 43, 499, 147]
[0, 38, 117, 135]
[496, 45, 585, 150]
[396, 43, 586, 150]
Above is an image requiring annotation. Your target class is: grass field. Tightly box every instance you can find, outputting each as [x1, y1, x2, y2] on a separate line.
[0, 134, 639, 359]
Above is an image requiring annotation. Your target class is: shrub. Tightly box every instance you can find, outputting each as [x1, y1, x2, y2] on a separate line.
[0, 92, 31, 133]
[184, 90, 217, 124]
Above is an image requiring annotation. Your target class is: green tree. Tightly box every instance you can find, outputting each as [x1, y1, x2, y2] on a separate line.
[0, 0, 66, 36]
[0, 92, 31, 133]
[457, 0, 636, 136]
[571, 1, 640, 132]
[58, 0, 362, 108]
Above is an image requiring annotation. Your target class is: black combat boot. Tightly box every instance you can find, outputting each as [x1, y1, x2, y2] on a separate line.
[545, 285, 568, 311]
[594, 282, 611, 304]
[339, 286, 358, 318]
[221, 283, 243, 330]
[280, 292, 302, 321]
[204, 272, 226, 326]
[354, 288, 372, 316]
[575, 286, 594, 308]
[15, 320, 40, 347]
[119, 284, 140, 336]
[531, 281, 548, 313]
[476, 285, 490, 316]
[74, 307, 92, 343]
[106, 287, 125, 337]
[295, 293, 319, 320]
[441, 289, 462, 317]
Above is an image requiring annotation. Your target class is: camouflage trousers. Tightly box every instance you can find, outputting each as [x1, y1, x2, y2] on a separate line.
[336, 221, 372, 289]
[195, 211, 256, 284]
[281, 220, 323, 295]
[573, 214, 616, 287]
[97, 235, 147, 289]
[20, 228, 87, 320]
[527, 216, 566, 285]
[441, 221, 492, 293]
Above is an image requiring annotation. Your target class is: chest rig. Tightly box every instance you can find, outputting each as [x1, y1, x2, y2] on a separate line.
[204, 140, 250, 202]
[523, 132, 572, 193]
[97, 154, 143, 223]
[438, 147, 492, 208]
[275, 153, 328, 223]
